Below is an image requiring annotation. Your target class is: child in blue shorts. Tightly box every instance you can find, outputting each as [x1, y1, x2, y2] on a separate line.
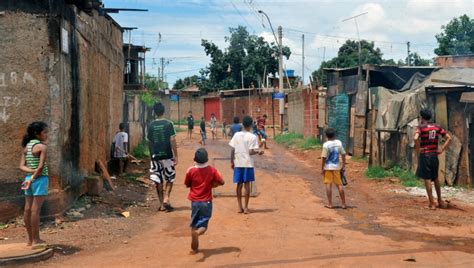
[229, 115, 264, 214]
[19, 121, 49, 249]
[185, 148, 224, 253]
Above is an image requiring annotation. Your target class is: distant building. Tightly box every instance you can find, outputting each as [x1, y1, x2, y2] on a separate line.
[435, 55, 474, 68]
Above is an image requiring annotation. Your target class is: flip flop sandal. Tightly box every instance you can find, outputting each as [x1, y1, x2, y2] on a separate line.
[32, 243, 49, 250]
[163, 203, 174, 212]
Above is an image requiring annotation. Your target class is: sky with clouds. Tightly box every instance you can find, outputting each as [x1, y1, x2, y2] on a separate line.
[107, 0, 473, 86]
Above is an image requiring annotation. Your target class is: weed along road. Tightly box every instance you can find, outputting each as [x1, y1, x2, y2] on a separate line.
[44, 131, 474, 267]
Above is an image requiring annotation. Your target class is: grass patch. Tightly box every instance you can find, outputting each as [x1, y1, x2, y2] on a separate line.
[352, 156, 368, 162]
[132, 142, 149, 159]
[174, 127, 185, 133]
[275, 133, 321, 150]
[298, 136, 321, 150]
[365, 166, 422, 187]
[123, 172, 146, 183]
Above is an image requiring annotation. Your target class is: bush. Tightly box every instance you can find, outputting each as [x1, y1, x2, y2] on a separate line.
[365, 166, 387, 179]
[132, 141, 149, 159]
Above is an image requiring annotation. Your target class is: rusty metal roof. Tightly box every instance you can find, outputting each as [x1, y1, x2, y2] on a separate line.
[460, 92, 474, 103]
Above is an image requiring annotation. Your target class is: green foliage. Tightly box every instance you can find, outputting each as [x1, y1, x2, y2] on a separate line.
[275, 133, 321, 150]
[312, 40, 389, 86]
[365, 166, 422, 187]
[173, 75, 200, 90]
[408, 52, 432, 66]
[141, 91, 160, 107]
[299, 136, 321, 150]
[200, 26, 291, 92]
[144, 73, 167, 91]
[123, 172, 146, 184]
[435, 14, 474, 56]
[132, 141, 150, 159]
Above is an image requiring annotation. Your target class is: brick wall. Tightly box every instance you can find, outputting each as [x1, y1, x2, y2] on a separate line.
[435, 55, 474, 67]
[288, 89, 319, 137]
[0, 2, 124, 221]
[221, 94, 281, 128]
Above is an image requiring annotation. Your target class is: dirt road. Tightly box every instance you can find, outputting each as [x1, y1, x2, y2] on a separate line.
[42, 131, 474, 267]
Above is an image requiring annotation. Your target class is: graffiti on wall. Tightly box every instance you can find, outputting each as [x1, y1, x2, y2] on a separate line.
[0, 72, 35, 123]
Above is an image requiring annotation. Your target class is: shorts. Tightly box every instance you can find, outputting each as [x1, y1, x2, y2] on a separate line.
[323, 170, 342, 185]
[201, 131, 207, 140]
[257, 129, 267, 139]
[188, 125, 194, 130]
[24, 175, 49, 196]
[233, 167, 255, 183]
[190, 201, 212, 229]
[150, 158, 176, 184]
[416, 153, 439, 181]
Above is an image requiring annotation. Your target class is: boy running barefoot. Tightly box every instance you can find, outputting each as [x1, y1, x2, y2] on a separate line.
[185, 148, 224, 253]
[321, 128, 347, 209]
[415, 108, 452, 210]
[229, 115, 264, 214]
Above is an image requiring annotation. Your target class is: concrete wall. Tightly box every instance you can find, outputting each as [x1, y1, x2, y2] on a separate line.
[435, 55, 474, 68]
[288, 88, 319, 137]
[0, 2, 124, 221]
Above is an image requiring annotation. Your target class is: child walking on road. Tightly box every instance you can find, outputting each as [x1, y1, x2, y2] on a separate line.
[19, 121, 49, 249]
[229, 115, 264, 214]
[200, 116, 207, 145]
[185, 148, 225, 253]
[321, 128, 347, 209]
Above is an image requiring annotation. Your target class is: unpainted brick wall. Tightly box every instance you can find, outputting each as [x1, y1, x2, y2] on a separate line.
[288, 89, 319, 137]
[221, 94, 281, 128]
[0, 4, 123, 220]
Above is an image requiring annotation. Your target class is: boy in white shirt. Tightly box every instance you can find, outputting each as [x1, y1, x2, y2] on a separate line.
[229, 115, 264, 214]
[321, 128, 347, 209]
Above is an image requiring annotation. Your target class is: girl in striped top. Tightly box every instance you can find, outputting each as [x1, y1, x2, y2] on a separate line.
[19, 121, 49, 248]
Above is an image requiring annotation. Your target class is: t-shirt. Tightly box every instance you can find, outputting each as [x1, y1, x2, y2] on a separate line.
[200, 120, 206, 132]
[147, 119, 176, 160]
[230, 123, 242, 137]
[257, 117, 266, 130]
[185, 164, 224, 202]
[113, 131, 129, 158]
[321, 139, 346, 170]
[416, 123, 447, 154]
[187, 115, 194, 128]
[229, 131, 259, 168]
[210, 117, 217, 129]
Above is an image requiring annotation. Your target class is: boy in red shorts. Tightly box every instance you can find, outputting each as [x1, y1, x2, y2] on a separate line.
[185, 148, 225, 253]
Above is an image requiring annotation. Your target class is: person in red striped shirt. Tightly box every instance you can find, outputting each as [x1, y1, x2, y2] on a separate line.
[414, 108, 452, 210]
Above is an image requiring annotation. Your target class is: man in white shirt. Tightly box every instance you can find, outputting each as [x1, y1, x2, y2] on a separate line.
[229, 116, 264, 214]
[113, 123, 129, 175]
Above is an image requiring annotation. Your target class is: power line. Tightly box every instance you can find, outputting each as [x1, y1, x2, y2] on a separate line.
[229, 0, 256, 33]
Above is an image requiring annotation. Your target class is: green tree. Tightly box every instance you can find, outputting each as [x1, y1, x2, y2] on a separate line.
[408, 52, 432, 66]
[144, 73, 167, 90]
[200, 26, 291, 92]
[311, 40, 386, 86]
[434, 14, 474, 56]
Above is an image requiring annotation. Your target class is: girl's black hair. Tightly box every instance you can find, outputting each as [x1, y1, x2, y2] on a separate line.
[22, 121, 48, 147]
[233, 116, 240, 124]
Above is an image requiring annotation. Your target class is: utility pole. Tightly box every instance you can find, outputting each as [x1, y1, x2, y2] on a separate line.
[342, 12, 368, 81]
[278, 26, 284, 133]
[302, 34, 305, 85]
[406, 41, 411, 66]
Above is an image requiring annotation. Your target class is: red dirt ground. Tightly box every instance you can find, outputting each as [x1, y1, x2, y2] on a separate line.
[3, 129, 474, 267]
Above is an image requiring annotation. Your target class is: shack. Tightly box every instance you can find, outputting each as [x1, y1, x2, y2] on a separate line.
[324, 65, 435, 157]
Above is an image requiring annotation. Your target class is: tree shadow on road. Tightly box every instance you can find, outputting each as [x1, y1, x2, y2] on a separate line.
[196, 246, 241, 262]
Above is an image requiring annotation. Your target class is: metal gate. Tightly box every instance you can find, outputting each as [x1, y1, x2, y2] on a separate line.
[327, 93, 350, 149]
[204, 97, 221, 121]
